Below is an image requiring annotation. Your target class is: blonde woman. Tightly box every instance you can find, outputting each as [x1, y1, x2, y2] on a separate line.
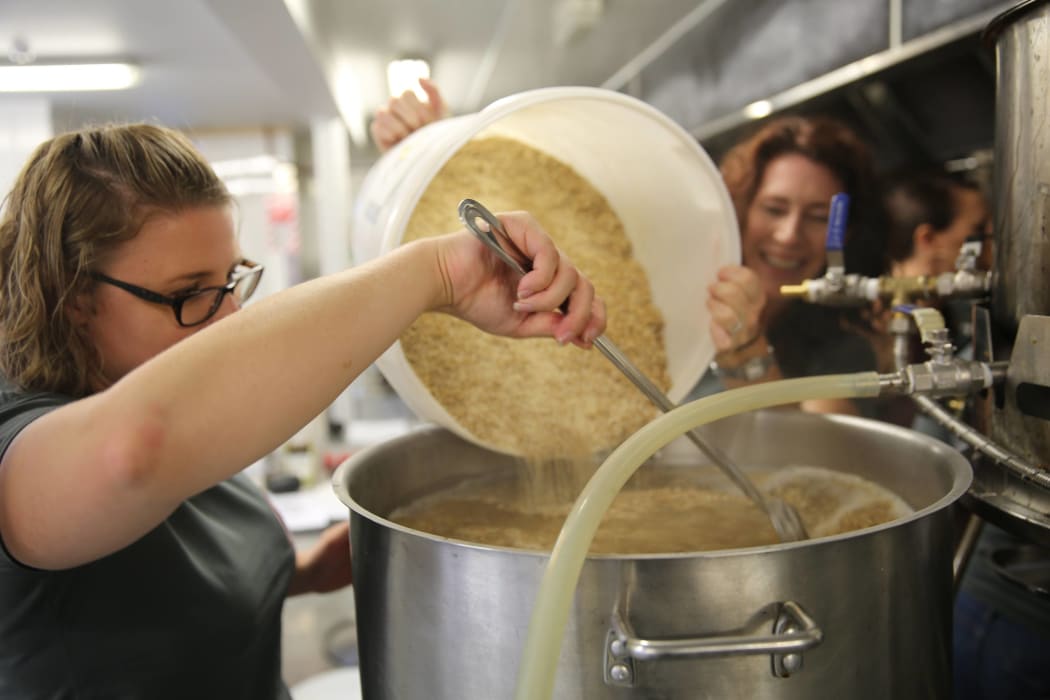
[0, 123, 604, 698]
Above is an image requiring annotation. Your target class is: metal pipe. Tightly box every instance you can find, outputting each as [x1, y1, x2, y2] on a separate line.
[464, 0, 519, 113]
[886, 317, 1049, 486]
[888, 0, 904, 48]
[880, 311, 1049, 486]
[892, 324, 910, 370]
[911, 394, 1050, 487]
[601, 0, 730, 91]
[952, 513, 983, 595]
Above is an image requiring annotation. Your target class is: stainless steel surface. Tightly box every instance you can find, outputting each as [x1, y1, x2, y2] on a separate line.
[966, 316, 1050, 545]
[334, 411, 971, 699]
[604, 601, 822, 687]
[690, 4, 1011, 142]
[610, 600, 821, 660]
[600, 0, 731, 92]
[457, 197, 807, 542]
[914, 393, 1041, 480]
[989, 542, 1050, 598]
[882, 302, 1047, 539]
[881, 0, 1050, 541]
[988, 0, 1050, 460]
[954, 514, 985, 594]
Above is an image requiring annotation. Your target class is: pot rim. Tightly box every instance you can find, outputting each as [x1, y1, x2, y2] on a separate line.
[332, 415, 973, 560]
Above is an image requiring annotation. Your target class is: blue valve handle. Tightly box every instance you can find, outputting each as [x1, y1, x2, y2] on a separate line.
[825, 192, 850, 252]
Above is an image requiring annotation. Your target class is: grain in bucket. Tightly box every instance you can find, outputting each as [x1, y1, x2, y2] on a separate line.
[350, 87, 741, 460]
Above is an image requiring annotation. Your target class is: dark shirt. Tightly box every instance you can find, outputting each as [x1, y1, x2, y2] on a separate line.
[959, 523, 1050, 635]
[766, 302, 877, 379]
[688, 301, 881, 416]
[0, 386, 295, 699]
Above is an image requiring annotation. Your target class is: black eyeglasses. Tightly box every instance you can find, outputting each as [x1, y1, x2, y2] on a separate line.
[90, 259, 264, 327]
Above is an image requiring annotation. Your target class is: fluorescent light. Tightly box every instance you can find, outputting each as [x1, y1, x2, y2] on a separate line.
[0, 63, 141, 92]
[743, 100, 773, 119]
[386, 58, 430, 99]
[210, 155, 280, 179]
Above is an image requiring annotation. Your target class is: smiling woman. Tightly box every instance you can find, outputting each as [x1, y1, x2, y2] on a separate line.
[691, 114, 890, 419]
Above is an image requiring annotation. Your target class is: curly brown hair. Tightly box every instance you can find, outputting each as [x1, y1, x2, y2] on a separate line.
[0, 123, 231, 397]
[719, 115, 887, 277]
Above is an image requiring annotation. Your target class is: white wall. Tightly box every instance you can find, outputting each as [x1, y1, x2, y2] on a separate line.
[0, 98, 53, 203]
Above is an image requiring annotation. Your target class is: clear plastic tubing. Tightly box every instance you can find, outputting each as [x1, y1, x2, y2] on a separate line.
[514, 372, 882, 700]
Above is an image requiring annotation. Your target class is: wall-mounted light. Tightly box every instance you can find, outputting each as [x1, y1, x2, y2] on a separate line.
[386, 57, 430, 99]
[0, 62, 141, 92]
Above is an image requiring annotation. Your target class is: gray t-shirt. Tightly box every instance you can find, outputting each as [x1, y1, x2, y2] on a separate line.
[0, 386, 295, 699]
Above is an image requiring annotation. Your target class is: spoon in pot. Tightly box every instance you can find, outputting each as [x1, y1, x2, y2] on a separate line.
[458, 198, 808, 543]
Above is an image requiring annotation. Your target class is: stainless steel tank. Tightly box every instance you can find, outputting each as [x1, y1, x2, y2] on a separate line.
[971, 0, 1050, 542]
[334, 411, 970, 699]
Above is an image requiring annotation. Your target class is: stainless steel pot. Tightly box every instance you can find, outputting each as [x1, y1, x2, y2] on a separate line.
[973, 0, 1050, 543]
[334, 410, 971, 699]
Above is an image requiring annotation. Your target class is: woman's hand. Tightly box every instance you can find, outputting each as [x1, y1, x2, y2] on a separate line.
[370, 77, 447, 152]
[287, 521, 353, 596]
[433, 211, 606, 348]
[706, 264, 766, 353]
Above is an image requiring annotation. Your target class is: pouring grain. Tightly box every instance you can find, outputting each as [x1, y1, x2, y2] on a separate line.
[401, 135, 670, 466]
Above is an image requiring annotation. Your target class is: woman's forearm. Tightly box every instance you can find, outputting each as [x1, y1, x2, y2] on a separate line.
[1, 238, 445, 569]
[121, 237, 446, 492]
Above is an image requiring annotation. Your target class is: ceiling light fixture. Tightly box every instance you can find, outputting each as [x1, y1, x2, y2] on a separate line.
[386, 57, 430, 99]
[743, 99, 773, 119]
[0, 62, 141, 92]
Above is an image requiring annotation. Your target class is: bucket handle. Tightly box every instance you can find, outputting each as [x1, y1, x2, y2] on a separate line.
[603, 600, 823, 687]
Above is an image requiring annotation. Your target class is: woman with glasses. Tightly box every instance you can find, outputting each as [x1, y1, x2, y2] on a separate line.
[0, 123, 604, 698]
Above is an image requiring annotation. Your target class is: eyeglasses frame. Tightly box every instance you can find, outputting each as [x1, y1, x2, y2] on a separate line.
[89, 259, 264, 327]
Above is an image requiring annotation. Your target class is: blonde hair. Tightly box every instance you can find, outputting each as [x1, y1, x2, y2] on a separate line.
[0, 123, 231, 397]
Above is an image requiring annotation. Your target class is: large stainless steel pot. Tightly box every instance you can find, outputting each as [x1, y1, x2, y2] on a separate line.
[972, 0, 1050, 543]
[334, 410, 971, 699]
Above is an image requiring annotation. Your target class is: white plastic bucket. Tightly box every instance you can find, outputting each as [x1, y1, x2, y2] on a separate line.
[351, 86, 740, 451]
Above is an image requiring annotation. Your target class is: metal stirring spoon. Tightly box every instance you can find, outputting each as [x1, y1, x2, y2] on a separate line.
[458, 198, 808, 543]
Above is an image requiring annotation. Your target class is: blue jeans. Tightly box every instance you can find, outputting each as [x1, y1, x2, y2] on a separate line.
[954, 590, 1050, 700]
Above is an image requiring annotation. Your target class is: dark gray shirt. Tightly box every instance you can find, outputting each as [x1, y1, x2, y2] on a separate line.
[688, 301, 882, 417]
[0, 386, 295, 699]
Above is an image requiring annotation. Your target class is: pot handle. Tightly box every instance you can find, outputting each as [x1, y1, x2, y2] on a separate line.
[604, 600, 823, 686]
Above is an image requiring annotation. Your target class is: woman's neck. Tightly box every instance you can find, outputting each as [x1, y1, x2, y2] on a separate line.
[892, 258, 927, 278]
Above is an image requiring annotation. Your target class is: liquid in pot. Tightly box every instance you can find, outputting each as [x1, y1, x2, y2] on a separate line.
[390, 464, 913, 554]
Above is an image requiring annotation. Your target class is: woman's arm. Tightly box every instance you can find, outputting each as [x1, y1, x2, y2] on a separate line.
[0, 213, 604, 570]
[287, 522, 353, 596]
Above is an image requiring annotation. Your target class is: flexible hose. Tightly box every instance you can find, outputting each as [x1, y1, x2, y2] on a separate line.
[514, 372, 882, 700]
